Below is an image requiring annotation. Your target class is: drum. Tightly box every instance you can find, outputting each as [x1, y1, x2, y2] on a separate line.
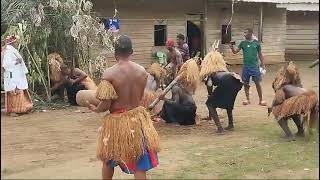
[76, 90, 100, 107]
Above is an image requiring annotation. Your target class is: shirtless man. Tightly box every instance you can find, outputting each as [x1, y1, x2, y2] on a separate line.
[165, 39, 182, 80]
[87, 35, 160, 179]
[158, 84, 197, 125]
[51, 65, 95, 105]
[269, 62, 318, 141]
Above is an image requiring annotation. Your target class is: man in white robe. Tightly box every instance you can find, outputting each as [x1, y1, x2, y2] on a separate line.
[2, 35, 33, 115]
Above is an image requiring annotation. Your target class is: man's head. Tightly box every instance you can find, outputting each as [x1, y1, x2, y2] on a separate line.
[5, 35, 20, 48]
[114, 35, 133, 60]
[244, 28, 253, 40]
[176, 34, 185, 45]
[166, 39, 175, 51]
[61, 64, 71, 75]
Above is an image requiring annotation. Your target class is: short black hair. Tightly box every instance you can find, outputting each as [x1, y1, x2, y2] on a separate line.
[177, 33, 185, 40]
[114, 35, 133, 56]
[245, 28, 253, 34]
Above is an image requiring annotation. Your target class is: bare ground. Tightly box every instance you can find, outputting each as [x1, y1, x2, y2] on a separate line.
[1, 62, 319, 179]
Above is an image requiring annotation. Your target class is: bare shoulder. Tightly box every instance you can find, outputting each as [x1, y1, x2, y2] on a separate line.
[102, 64, 118, 81]
[131, 61, 147, 75]
[74, 68, 86, 75]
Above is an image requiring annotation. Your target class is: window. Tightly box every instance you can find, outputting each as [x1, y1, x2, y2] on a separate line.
[221, 25, 231, 44]
[154, 25, 167, 46]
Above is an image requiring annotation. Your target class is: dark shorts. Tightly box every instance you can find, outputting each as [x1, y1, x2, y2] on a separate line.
[242, 66, 261, 85]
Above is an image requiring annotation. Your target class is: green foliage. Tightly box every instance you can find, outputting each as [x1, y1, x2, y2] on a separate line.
[1, 0, 114, 101]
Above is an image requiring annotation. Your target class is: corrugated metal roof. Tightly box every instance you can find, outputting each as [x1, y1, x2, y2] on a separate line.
[276, 3, 319, 11]
[237, 0, 318, 4]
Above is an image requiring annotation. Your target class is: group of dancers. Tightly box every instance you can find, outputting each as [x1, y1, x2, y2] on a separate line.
[1, 30, 318, 179]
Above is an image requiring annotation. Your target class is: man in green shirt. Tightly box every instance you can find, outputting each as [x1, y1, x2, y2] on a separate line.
[229, 28, 267, 106]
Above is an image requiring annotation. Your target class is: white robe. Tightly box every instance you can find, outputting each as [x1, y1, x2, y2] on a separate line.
[2, 45, 29, 92]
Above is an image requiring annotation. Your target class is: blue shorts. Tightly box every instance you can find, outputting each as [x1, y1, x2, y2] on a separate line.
[242, 66, 261, 85]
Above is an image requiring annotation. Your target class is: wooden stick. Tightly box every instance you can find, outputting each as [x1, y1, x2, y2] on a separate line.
[309, 59, 319, 68]
[148, 75, 180, 110]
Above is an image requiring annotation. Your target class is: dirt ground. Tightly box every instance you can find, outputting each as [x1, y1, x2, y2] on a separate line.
[1, 62, 319, 179]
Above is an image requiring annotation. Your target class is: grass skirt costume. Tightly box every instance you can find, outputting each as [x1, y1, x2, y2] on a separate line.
[96, 80, 160, 174]
[272, 89, 318, 128]
[5, 90, 33, 113]
[271, 61, 319, 128]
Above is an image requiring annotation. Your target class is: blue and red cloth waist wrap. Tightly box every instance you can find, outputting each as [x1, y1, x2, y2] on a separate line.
[107, 108, 159, 174]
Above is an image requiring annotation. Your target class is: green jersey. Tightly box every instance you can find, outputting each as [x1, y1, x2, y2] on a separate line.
[238, 40, 261, 68]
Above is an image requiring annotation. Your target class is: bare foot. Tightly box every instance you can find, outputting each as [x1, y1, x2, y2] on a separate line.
[216, 127, 224, 134]
[242, 100, 250, 105]
[282, 135, 295, 142]
[152, 117, 162, 122]
[259, 100, 267, 106]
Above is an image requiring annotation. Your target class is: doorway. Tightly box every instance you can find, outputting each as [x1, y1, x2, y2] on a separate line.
[186, 16, 204, 58]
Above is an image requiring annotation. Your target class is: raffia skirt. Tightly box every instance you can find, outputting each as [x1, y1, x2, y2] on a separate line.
[272, 89, 319, 128]
[5, 89, 33, 114]
[97, 106, 160, 171]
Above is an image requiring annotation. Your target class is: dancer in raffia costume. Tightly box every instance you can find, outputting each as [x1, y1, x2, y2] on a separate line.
[143, 63, 166, 120]
[2, 35, 33, 115]
[50, 62, 97, 105]
[87, 35, 160, 179]
[268, 61, 319, 141]
[76, 63, 166, 118]
[200, 50, 243, 133]
[158, 58, 200, 125]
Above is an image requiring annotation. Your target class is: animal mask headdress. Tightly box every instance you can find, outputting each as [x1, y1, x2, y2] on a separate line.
[200, 44, 228, 80]
[147, 63, 167, 81]
[177, 58, 200, 94]
[272, 61, 302, 91]
[48, 53, 64, 82]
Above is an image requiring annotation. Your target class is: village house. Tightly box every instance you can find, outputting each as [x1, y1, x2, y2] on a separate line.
[93, 0, 319, 67]
[277, 1, 319, 61]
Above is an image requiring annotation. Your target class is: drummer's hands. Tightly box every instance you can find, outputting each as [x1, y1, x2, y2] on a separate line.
[158, 93, 165, 100]
[86, 100, 98, 112]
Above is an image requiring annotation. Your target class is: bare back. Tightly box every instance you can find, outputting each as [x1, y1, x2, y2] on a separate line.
[102, 61, 147, 112]
[282, 84, 307, 99]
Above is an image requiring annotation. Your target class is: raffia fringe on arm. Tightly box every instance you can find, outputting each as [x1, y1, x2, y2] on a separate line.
[272, 90, 318, 128]
[147, 63, 167, 81]
[177, 59, 200, 94]
[96, 80, 118, 101]
[96, 106, 160, 163]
